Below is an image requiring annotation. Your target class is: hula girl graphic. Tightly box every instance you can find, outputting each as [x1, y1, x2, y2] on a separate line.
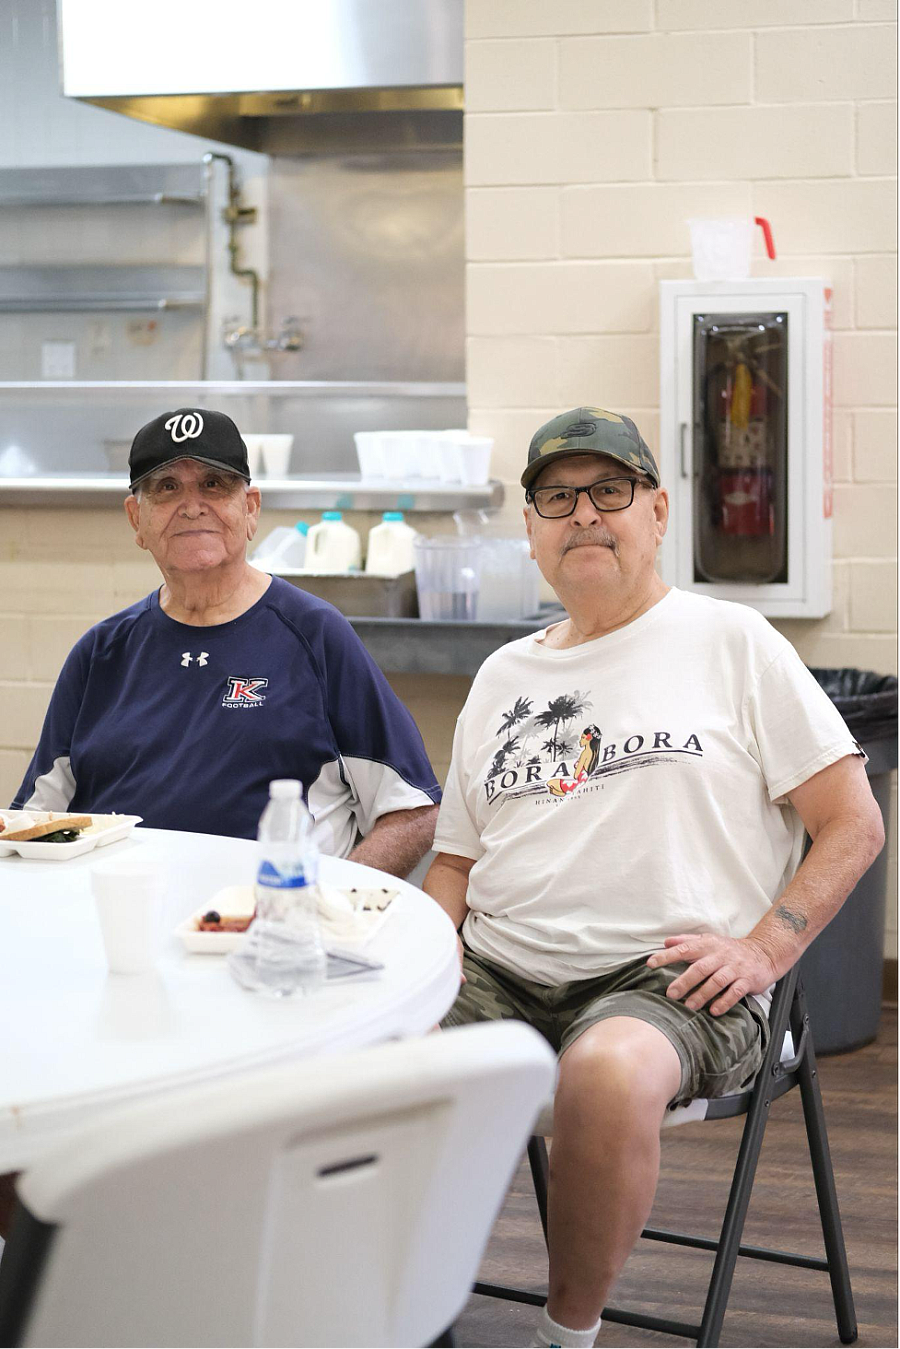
[547, 725, 602, 797]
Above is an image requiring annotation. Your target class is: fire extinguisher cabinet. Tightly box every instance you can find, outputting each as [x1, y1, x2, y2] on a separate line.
[659, 278, 832, 618]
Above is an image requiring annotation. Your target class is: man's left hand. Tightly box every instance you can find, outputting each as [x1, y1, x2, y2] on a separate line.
[647, 933, 779, 1017]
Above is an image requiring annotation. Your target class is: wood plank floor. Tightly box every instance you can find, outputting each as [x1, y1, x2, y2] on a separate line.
[455, 1009, 898, 1349]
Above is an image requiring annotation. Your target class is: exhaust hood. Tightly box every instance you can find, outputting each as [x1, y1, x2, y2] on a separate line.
[59, 0, 463, 153]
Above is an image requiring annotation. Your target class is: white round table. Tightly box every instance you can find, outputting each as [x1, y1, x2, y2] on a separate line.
[0, 828, 459, 1172]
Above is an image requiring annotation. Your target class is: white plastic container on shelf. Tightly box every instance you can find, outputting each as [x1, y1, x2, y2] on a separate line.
[274, 522, 309, 570]
[251, 523, 309, 572]
[365, 512, 418, 576]
[302, 512, 362, 573]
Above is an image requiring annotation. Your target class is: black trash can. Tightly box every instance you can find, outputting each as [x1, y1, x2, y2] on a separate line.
[798, 669, 898, 1054]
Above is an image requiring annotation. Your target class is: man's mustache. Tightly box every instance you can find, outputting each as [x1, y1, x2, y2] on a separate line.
[561, 527, 618, 555]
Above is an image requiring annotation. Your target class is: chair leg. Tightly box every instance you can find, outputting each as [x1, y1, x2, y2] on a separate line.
[695, 1088, 771, 1348]
[794, 993, 858, 1344]
[527, 1136, 550, 1248]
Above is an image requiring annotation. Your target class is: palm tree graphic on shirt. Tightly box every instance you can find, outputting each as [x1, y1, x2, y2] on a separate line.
[533, 691, 592, 758]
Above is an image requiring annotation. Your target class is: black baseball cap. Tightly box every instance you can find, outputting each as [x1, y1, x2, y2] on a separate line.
[128, 407, 250, 490]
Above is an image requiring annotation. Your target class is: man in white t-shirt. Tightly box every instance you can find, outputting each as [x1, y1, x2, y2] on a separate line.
[423, 406, 883, 1349]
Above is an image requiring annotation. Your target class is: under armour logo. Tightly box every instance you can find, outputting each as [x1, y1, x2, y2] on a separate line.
[165, 412, 204, 443]
[181, 651, 209, 667]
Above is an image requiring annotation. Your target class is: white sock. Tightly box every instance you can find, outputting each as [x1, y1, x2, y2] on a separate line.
[529, 1303, 602, 1348]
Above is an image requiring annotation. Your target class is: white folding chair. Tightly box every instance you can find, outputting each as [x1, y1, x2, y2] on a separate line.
[474, 970, 857, 1347]
[0, 1022, 555, 1348]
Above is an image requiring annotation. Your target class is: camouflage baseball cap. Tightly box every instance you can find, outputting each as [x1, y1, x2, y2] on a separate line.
[521, 407, 660, 491]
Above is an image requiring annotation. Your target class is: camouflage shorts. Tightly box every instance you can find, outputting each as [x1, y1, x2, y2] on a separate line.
[442, 947, 769, 1108]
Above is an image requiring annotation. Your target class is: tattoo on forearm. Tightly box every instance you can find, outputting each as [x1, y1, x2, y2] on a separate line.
[775, 903, 808, 934]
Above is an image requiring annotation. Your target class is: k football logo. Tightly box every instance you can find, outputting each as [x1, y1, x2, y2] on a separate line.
[165, 412, 204, 443]
[223, 676, 268, 708]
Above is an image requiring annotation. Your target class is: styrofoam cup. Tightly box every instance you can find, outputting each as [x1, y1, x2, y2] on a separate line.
[257, 434, 294, 477]
[242, 436, 263, 479]
[91, 859, 164, 975]
[438, 431, 465, 484]
[458, 437, 493, 486]
[354, 431, 386, 480]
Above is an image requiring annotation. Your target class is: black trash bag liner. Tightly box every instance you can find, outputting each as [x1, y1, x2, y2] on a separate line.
[809, 667, 898, 741]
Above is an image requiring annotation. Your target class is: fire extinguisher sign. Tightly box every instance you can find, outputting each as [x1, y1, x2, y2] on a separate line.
[823, 287, 834, 520]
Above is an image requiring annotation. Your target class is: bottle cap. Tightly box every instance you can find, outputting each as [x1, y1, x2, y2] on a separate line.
[269, 778, 302, 799]
[383, 511, 404, 522]
[322, 510, 342, 521]
[295, 521, 309, 534]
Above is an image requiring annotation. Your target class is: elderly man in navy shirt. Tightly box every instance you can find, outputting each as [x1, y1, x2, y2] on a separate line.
[13, 407, 440, 876]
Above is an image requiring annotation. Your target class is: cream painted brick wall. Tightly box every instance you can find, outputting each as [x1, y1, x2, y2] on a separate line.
[831, 332, 898, 405]
[463, 4, 896, 956]
[465, 0, 653, 39]
[556, 335, 659, 407]
[465, 110, 650, 184]
[466, 188, 559, 259]
[832, 484, 898, 556]
[855, 255, 897, 328]
[465, 39, 557, 112]
[562, 183, 751, 257]
[657, 0, 855, 26]
[755, 25, 897, 102]
[853, 409, 898, 480]
[752, 180, 896, 253]
[857, 102, 898, 176]
[656, 105, 854, 181]
[849, 561, 898, 631]
[467, 261, 654, 334]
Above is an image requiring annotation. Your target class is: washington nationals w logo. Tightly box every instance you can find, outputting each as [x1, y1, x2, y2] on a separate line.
[165, 412, 204, 443]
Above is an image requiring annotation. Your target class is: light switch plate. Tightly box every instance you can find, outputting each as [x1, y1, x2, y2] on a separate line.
[41, 340, 77, 379]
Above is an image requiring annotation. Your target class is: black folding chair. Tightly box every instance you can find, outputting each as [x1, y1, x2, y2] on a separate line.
[474, 968, 858, 1347]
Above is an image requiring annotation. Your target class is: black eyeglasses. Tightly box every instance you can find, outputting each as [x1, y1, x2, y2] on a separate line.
[526, 476, 646, 519]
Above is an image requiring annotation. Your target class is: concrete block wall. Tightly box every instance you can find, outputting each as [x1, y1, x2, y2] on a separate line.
[463, 0, 898, 955]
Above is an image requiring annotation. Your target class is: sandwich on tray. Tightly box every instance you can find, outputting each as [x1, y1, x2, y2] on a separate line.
[0, 810, 94, 844]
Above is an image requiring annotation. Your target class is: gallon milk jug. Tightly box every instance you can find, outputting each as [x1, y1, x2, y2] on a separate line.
[365, 511, 418, 576]
[302, 511, 362, 572]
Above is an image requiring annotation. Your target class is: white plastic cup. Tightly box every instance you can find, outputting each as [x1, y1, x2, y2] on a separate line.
[458, 436, 493, 486]
[354, 431, 386, 480]
[243, 436, 263, 479]
[257, 434, 294, 477]
[687, 218, 753, 281]
[438, 431, 466, 484]
[91, 859, 164, 975]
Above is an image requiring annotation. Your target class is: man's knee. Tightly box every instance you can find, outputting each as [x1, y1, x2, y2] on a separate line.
[556, 1016, 683, 1119]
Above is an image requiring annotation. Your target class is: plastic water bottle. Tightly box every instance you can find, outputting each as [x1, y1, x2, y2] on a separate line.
[228, 779, 326, 997]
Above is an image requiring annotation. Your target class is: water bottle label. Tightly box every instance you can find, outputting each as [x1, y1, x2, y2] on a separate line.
[257, 859, 310, 889]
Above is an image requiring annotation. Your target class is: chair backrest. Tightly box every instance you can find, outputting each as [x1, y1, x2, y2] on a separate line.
[6, 1022, 555, 1348]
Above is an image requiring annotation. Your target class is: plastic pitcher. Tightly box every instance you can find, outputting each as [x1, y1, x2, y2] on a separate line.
[413, 536, 483, 620]
[274, 522, 309, 570]
[302, 512, 362, 573]
[687, 216, 776, 280]
[365, 512, 418, 576]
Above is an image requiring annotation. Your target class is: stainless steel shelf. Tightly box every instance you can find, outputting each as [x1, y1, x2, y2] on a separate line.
[0, 266, 206, 314]
[0, 164, 206, 208]
[0, 474, 505, 512]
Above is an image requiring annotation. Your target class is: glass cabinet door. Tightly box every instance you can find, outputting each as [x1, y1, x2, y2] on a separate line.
[691, 311, 788, 584]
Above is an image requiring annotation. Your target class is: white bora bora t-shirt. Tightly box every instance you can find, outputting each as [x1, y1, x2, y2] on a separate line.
[434, 588, 862, 988]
